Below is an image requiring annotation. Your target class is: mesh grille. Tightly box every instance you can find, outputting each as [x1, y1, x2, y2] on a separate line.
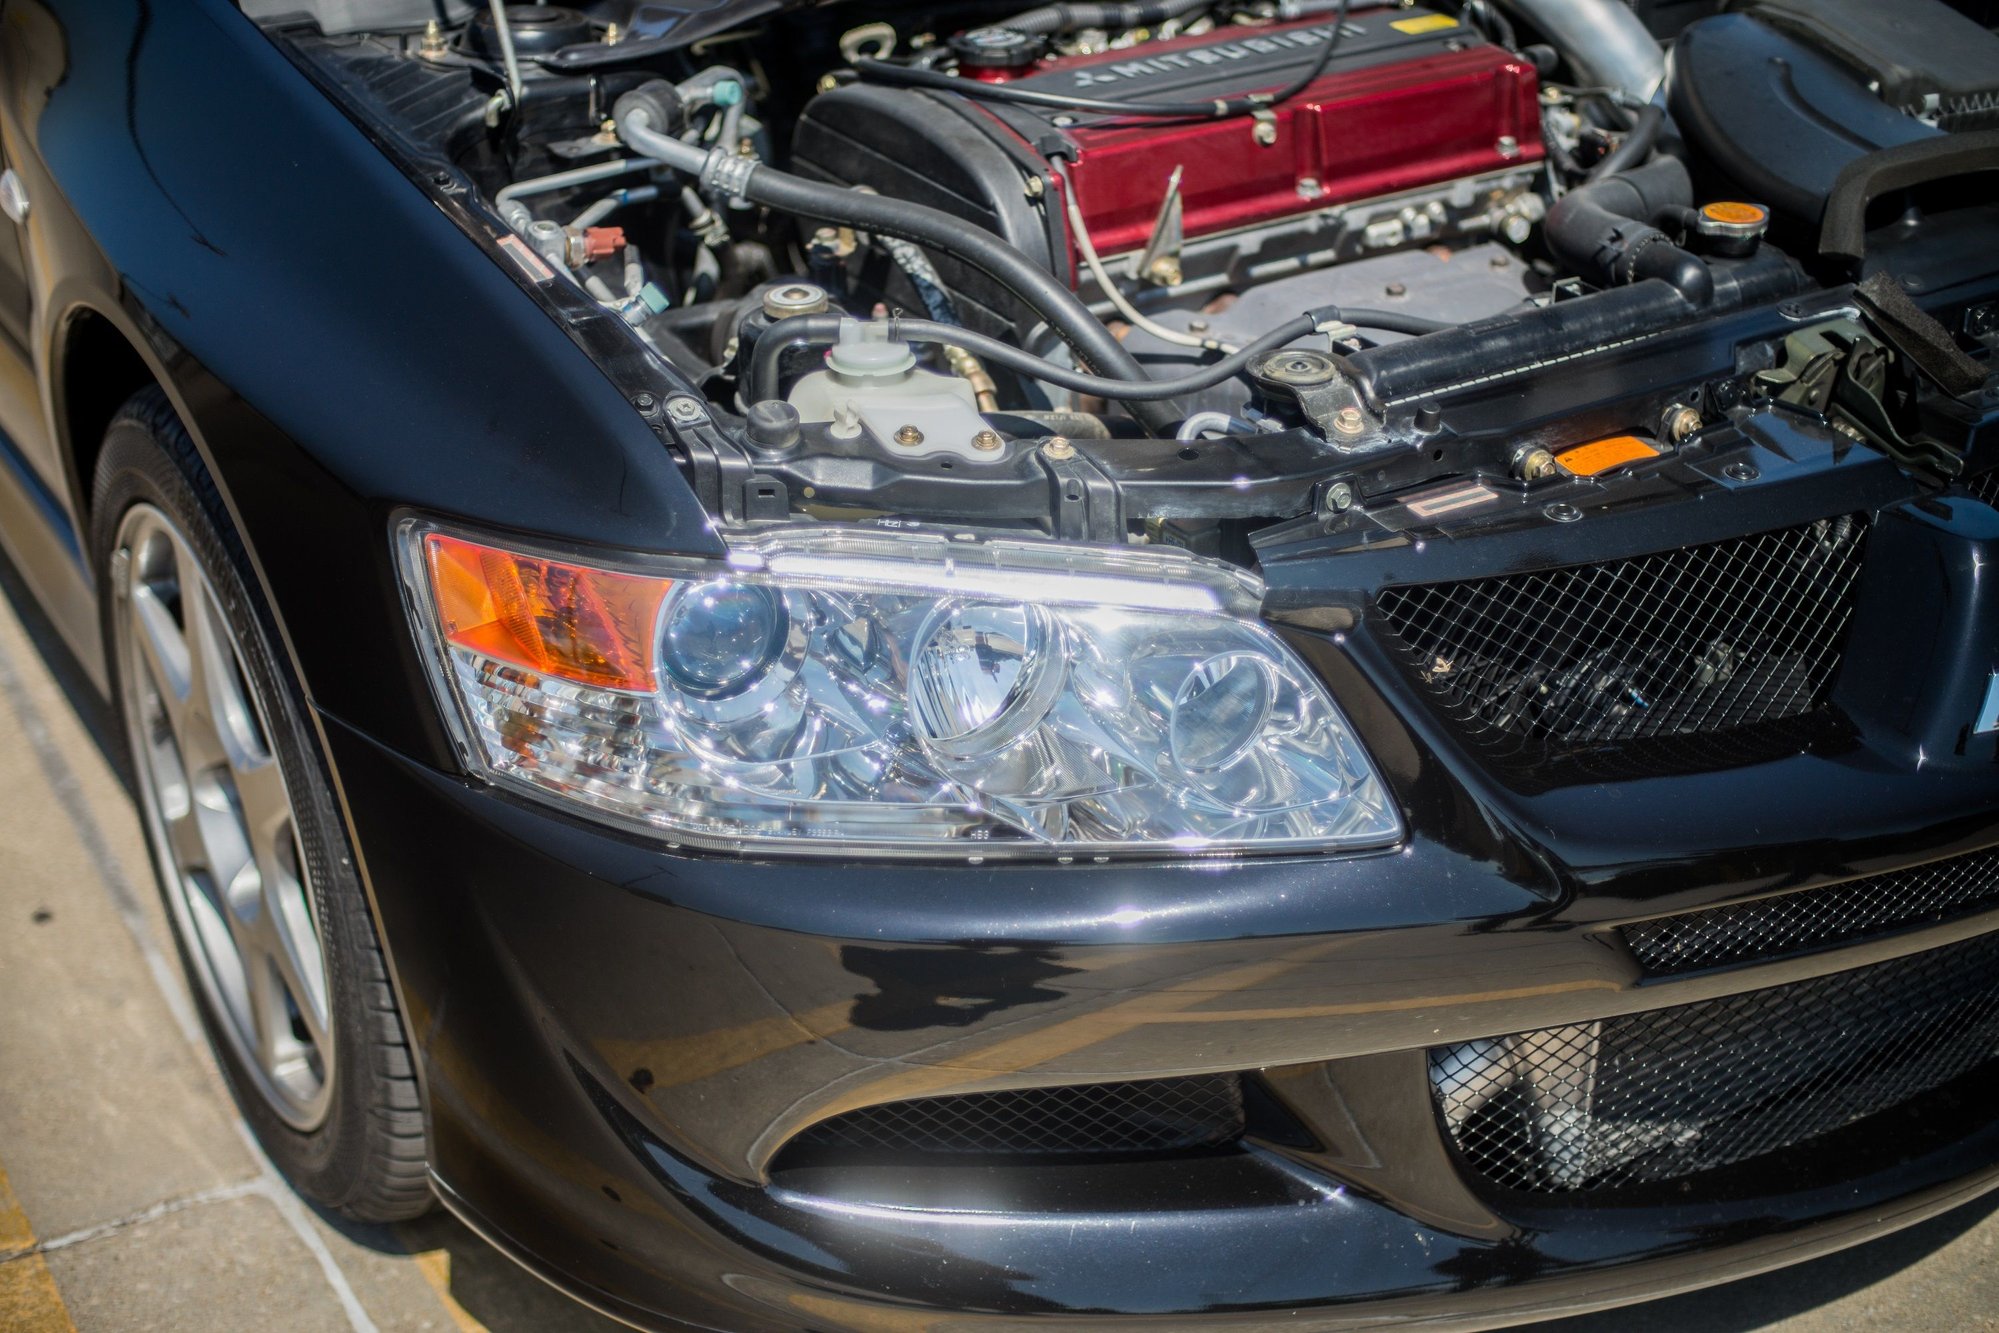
[1432, 931, 1999, 1192]
[1970, 468, 1999, 508]
[1625, 847, 1999, 975]
[790, 1075, 1246, 1157]
[1374, 517, 1868, 750]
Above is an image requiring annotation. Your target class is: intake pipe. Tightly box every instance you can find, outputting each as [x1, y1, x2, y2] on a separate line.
[1492, 0, 1664, 102]
[1544, 157, 1714, 307]
[614, 84, 1182, 433]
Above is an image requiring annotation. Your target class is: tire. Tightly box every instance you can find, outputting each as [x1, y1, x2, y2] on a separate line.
[92, 386, 431, 1222]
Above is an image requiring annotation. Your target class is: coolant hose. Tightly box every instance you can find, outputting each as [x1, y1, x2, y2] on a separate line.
[1585, 102, 1665, 182]
[1544, 157, 1713, 306]
[745, 307, 1444, 410]
[617, 102, 1182, 432]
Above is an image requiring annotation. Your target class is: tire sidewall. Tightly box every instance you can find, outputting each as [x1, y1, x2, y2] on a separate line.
[90, 394, 385, 1208]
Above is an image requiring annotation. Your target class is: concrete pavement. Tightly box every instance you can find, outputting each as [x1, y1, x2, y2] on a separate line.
[0, 552, 1991, 1332]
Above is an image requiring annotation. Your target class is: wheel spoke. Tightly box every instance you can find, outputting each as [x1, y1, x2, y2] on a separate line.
[130, 582, 193, 738]
[190, 584, 269, 775]
[260, 818, 329, 1047]
[242, 948, 290, 1072]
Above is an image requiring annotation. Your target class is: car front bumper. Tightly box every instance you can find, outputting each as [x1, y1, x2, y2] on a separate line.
[319, 484, 1999, 1330]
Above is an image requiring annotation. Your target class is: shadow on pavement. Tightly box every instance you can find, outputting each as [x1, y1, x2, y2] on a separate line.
[0, 543, 127, 786]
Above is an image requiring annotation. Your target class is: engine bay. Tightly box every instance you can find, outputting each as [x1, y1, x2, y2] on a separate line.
[269, 0, 1999, 566]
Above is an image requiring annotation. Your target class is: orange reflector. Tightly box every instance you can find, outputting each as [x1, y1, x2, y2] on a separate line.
[1556, 435, 1660, 477]
[424, 533, 670, 692]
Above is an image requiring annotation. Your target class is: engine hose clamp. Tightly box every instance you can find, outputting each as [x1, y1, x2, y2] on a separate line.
[702, 149, 759, 200]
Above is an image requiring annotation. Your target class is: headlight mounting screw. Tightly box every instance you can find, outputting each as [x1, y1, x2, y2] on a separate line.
[1665, 402, 1704, 443]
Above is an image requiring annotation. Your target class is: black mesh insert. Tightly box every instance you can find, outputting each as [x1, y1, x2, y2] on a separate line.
[1374, 517, 1868, 751]
[1431, 931, 1999, 1193]
[1970, 468, 1999, 508]
[1625, 847, 1999, 975]
[789, 1075, 1246, 1158]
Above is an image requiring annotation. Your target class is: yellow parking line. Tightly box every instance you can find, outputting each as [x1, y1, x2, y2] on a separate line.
[0, 1162, 79, 1333]
[400, 1230, 490, 1333]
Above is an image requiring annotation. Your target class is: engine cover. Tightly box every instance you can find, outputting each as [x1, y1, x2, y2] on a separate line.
[792, 7, 1544, 334]
[1014, 11, 1546, 255]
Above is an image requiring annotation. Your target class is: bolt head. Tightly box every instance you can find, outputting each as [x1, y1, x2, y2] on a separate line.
[1259, 350, 1340, 387]
[1326, 481, 1355, 512]
[1666, 404, 1704, 443]
[972, 429, 1003, 452]
[1041, 436, 1076, 461]
[893, 425, 925, 447]
[1332, 406, 1367, 436]
[665, 396, 706, 423]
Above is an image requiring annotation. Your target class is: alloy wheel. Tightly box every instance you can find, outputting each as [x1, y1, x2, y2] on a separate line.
[113, 503, 333, 1130]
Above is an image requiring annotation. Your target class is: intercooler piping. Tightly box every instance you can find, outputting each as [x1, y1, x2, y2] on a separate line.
[1490, 0, 1665, 102]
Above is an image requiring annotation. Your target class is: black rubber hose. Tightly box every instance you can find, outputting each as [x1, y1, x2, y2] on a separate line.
[746, 306, 1444, 409]
[1585, 101, 1665, 182]
[1545, 157, 1714, 306]
[853, 0, 1349, 120]
[733, 168, 1180, 430]
[999, 0, 1210, 35]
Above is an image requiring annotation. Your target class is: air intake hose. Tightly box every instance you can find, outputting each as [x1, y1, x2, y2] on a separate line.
[1545, 157, 1714, 306]
[616, 88, 1181, 432]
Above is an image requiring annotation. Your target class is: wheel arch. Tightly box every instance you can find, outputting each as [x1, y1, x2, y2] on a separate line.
[53, 304, 158, 552]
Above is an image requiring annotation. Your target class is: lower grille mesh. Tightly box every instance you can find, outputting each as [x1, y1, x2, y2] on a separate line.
[1624, 847, 1999, 974]
[1433, 931, 1999, 1192]
[1375, 517, 1868, 751]
[790, 1075, 1246, 1157]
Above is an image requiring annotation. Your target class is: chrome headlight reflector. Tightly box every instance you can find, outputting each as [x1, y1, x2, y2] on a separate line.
[399, 523, 1400, 859]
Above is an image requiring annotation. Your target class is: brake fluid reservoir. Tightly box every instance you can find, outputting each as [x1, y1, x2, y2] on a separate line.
[787, 321, 994, 459]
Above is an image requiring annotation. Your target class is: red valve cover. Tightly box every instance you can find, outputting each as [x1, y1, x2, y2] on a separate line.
[987, 10, 1546, 257]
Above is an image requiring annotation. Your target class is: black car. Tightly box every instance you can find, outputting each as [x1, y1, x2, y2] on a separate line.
[3, 0, 1997, 1326]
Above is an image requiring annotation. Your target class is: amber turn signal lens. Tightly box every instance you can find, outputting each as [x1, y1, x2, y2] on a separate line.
[424, 533, 671, 692]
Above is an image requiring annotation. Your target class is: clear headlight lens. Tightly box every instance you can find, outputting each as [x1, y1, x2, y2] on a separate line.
[399, 522, 1400, 859]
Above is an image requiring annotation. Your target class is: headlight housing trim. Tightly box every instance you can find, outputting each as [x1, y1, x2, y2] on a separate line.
[396, 518, 1403, 862]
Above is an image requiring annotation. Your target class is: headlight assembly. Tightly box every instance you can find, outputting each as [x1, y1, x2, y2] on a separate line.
[398, 521, 1401, 859]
